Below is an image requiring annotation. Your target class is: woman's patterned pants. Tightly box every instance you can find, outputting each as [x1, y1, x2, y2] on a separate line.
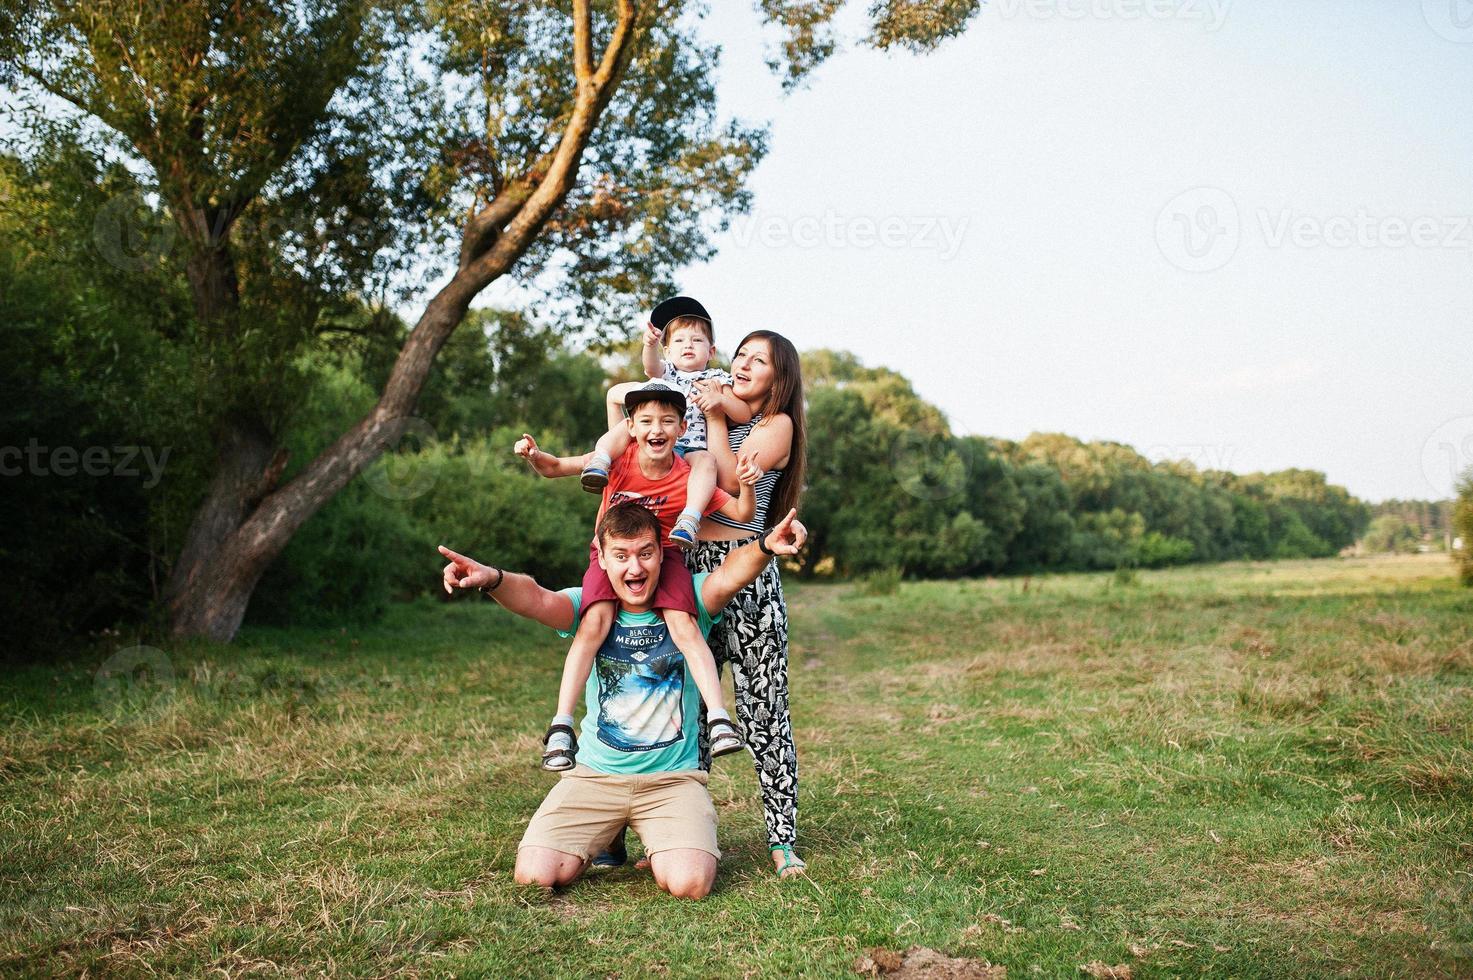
[688, 537, 798, 847]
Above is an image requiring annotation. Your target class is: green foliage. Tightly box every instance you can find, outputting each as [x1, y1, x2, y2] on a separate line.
[423, 1, 767, 333]
[250, 434, 593, 625]
[1362, 515, 1421, 555]
[246, 326, 608, 625]
[0, 139, 203, 653]
[1132, 531, 1196, 568]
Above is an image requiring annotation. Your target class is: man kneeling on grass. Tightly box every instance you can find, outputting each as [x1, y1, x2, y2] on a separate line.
[438, 501, 807, 900]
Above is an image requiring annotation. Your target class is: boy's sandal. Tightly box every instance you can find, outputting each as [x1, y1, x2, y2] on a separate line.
[707, 717, 744, 757]
[541, 723, 578, 772]
[580, 466, 609, 494]
[770, 844, 807, 878]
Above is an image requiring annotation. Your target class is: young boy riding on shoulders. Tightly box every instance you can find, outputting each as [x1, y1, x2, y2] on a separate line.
[515, 377, 762, 772]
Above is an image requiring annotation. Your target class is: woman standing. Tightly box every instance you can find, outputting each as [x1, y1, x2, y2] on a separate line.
[688, 330, 808, 877]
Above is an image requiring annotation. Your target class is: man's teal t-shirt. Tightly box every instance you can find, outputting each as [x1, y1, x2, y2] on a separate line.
[555, 572, 720, 774]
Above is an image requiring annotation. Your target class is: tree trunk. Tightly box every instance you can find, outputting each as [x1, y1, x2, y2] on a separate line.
[164, 282, 476, 641]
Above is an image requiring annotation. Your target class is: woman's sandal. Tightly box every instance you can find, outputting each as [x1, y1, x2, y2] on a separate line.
[541, 723, 578, 772]
[770, 844, 807, 878]
[708, 717, 744, 757]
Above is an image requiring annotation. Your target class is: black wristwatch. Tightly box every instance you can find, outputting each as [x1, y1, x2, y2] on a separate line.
[479, 567, 505, 596]
[757, 535, 778, 557]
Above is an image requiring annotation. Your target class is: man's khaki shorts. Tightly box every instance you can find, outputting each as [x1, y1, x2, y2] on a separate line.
[518, 765, 720, 861]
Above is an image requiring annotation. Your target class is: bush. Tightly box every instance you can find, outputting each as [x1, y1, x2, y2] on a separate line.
[857, 567, 902, 596]
[249, 431, 596, 625]
[1363, 515, 1420, 554]
[1132, 531, 1196, 568]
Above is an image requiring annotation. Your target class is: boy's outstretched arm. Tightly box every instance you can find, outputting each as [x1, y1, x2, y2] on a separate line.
[514, 433, 593, 479]
[439, 545, 575, 632]
[700, 509, 807, 614]
[641, 321, 666, 379]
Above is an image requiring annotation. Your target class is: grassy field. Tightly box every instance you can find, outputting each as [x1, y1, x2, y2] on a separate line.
[3, 554, 1471, 977]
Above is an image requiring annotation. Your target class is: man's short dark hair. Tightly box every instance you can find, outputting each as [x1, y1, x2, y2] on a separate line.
[597, 502, 662, 549]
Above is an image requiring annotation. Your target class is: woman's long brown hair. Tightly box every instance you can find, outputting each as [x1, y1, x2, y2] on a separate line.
[736, 330, 806, 528]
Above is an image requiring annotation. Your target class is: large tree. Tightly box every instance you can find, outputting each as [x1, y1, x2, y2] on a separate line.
[1, 0, 982, 641]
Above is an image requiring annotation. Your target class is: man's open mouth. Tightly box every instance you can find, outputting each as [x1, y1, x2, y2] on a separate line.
[624, 575, 649, 595]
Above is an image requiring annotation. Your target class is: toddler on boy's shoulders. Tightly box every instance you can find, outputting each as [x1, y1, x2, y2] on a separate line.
[581, 296, 753, 548]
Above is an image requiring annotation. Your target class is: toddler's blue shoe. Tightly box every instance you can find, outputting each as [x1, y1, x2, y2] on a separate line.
[668, 514, 700, 550]
[580, 465, 609, 493]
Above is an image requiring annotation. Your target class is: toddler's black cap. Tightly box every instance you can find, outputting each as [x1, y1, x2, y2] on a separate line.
[650, 296, 711, 333]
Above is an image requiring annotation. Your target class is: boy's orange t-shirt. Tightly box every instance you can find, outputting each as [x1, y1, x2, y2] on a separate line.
[596, 443, 732, 537]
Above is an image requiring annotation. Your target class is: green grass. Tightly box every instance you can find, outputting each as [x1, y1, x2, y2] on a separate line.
[3, 555, 1471, 977]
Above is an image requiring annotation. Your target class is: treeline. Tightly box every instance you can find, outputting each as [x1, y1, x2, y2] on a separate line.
[1361, 500, 1456, 554]
[797, 351, 1370, 578]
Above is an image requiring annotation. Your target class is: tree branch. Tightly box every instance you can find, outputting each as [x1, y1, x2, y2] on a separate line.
[572, 0, 594, 84]
[463, 0, 639, 289]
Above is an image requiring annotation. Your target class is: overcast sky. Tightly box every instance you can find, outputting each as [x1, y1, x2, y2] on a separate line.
[625, 0, 1473, 503]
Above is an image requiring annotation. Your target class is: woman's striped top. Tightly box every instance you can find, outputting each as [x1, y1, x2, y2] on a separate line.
[709, 413, 784, 534]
